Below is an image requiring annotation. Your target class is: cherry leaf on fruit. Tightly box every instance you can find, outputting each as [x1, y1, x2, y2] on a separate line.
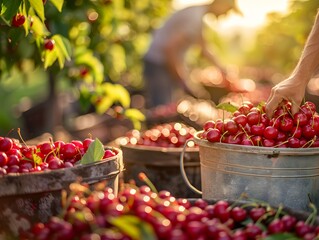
[257, 101, 266, 112]
[109, 215, 156, 240]
[29, 0, 45, 22]
[44, 48, 58, 69]
[33, 153, 43, 165]
[80, 138, 104, 165]
[216, 102, 238, 113]
[263, 233, 300, 240]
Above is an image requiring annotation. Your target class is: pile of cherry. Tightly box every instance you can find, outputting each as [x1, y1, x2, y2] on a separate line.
[122, 122, 196, 148]
[0, 136, 116, 175]
[21, 177, 319, 240]
[201, 100, 319, 148]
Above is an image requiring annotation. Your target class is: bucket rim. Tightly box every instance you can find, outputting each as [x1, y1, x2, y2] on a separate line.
[116, 137, 199, 153]
[194, 131, 319, 155]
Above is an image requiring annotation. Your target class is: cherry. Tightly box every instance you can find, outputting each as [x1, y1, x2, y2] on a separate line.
[279, 117, 294, 132]
[83, 138, 94, 151]
[12, 13, 26, 27]
[44, 39, 55, 51]
[233, 114, 247, 127]
[230, 206, 247, 222]
[295, 221, 313, 238]
[288, 137, 301, 148]
[206, 128, 221, 143]
[48, 157, 63, 169]
[238, 104, 251, 115]
[267, 218, 285, 234]
[203, 120, 216, 131]
[225, 120, 239, 135]
[262, 138, 275, 147]
[263, 126, 278, 140]
[0, 137, 13, 152]
[246, 111, 261, 125]
[245, 223, 263, 239]
[251, 123, 265, 136]
[293, 112, 308, 126]
[290, 126, 302, 138]
[281, 215, 297, 232]
[0, 152, 8, 167]
[249, 207, 266, 222]
[61, 143, 78, 159]
[302, 125, 316, 140]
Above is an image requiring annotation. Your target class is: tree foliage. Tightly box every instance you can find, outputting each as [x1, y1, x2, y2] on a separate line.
[0, 0, 173, 132]
[245, 0, 319, 76]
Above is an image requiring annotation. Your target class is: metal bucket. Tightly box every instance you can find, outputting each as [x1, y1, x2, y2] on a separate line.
[118, 138, 201, 198]
[0, 147, 123, 239]
[181, 131, 319, 212]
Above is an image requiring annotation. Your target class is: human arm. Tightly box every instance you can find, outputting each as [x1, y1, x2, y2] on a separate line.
[265, 10, 319, 118]
[163, 33, 196, 97]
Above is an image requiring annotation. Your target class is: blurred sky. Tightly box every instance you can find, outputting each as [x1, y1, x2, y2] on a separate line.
[173, 0, 290, 29]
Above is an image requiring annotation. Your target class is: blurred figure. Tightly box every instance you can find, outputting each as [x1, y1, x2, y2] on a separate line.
[143, 0, 242, 108]
[266, 10, 319, 118]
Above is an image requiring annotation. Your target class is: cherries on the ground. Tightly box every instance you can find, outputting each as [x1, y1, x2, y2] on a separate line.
[0, 137, 117, 176]
[202, 100, 319, 148]
[20, 180, 319, 240]
[121, 122, 196, 148]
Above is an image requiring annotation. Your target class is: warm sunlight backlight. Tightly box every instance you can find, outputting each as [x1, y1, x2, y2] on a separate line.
[173, 0, 290, 28]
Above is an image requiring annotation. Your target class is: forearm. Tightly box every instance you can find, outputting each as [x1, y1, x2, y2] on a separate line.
[292, 10, 319, 82]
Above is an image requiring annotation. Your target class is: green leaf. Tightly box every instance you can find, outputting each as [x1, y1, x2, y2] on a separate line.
[29, 0, 45, 22]
[114, 84, 130, 108]
[75, 50, 104, 84]
[109, 215, 156, 240]
[263, 233, 301, 240]
[30, 15, 50, 37]
[216, 102, 238, 113]
[80, 138, 105, 165]
[49, 0, 64, 12]
[44, 47, 58, 68]
[0, 0, 21, 22]
[53, 34, 71, 60]
[95, 96, 114, 114]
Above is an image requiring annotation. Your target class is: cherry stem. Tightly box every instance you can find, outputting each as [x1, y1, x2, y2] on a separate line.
[305, 203, 317, 226]
[138, 172, 158, 194]
[17, 128, 29, 148]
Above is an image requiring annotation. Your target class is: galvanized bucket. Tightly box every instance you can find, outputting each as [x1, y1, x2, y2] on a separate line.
[118, 138, 201, 198]
[180, 131, 319, 212]
[0, 147, 123, 240]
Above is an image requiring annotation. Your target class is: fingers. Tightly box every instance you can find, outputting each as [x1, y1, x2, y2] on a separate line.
[265, 92, 282, 119]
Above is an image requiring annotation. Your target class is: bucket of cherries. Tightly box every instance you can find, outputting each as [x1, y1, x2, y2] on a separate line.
[200, 100, 319, 148]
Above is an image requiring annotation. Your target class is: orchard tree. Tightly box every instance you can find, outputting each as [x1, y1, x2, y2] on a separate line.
[0, 0, 172, 137]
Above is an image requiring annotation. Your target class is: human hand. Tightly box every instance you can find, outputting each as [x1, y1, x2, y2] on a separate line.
[265, 76, 307, 118]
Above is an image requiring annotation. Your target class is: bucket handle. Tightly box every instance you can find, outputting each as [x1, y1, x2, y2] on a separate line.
[180, 138, 202, 195]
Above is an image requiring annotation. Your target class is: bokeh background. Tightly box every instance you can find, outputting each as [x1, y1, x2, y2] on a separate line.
[0, 0, 318, 142]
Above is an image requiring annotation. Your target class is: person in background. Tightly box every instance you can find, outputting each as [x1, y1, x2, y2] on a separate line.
[142, 0, 242, 109]
[265, 10, 319, 118]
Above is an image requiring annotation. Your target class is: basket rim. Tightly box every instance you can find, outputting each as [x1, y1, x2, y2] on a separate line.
[194, 131, 319, 155]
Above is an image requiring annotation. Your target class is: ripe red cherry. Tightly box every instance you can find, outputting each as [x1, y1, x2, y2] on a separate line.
[103, 149, 116, 159]
[268, 219, 285, 234]
[0, 152, 8, 167]
[281, 215, 297, 231]
[225, 120, 239, 135]
[302, 125, 316, 140]
[12, 14, 26, 27]
[203, 120, 216, 131]
[238, 104, 251, 115]
[206, 128, 221, 143]
[249, 207, 266, 222]
[263, 126, 278, 140]
[230, 207, 247, 222]
[279, 117, 294, 132]
[61, 143, 78, 159]
[251, 123, 265, 136]
[233, 114, 247, 127]
[44, 39, 55, 51]
[0, 137, 13, 152]
[83, 138, 94, 151]
[246, 111, 261, 125]
[293, 112, 308, 126]
[262, 138, 275, 147]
